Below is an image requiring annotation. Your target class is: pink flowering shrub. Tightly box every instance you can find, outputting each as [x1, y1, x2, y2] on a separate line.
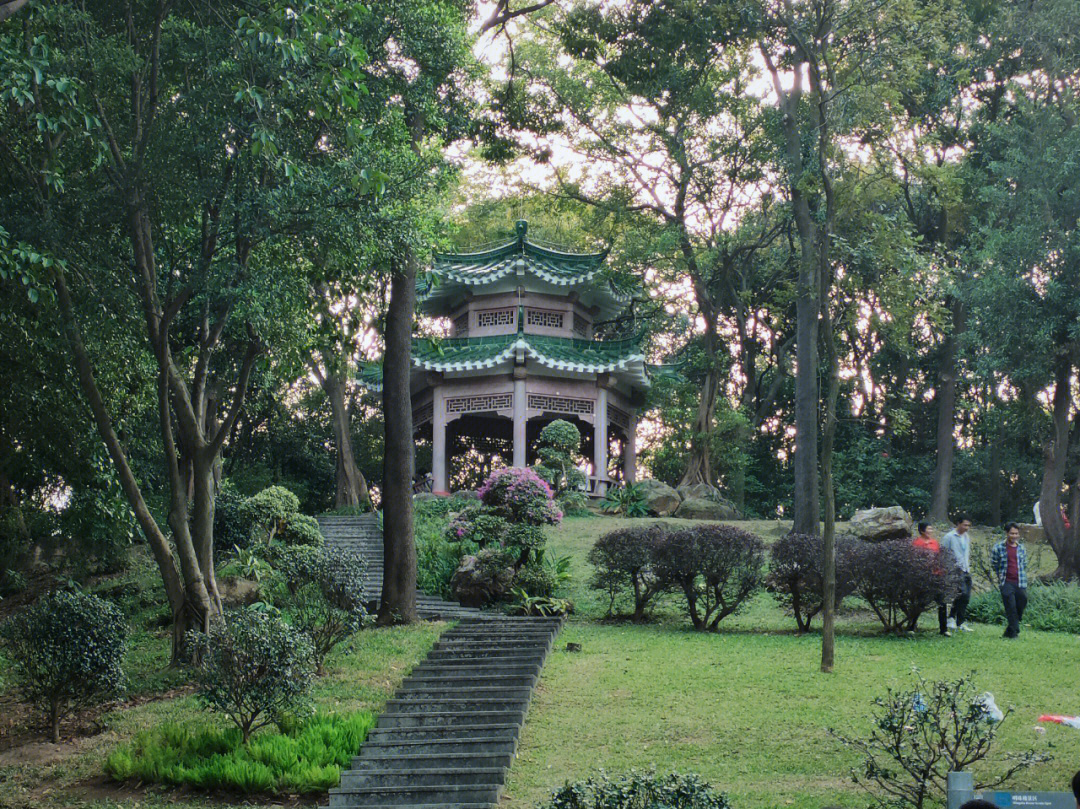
[479, 467, 562, 527]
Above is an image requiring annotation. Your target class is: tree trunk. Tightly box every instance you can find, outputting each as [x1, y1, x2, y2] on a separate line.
[680, 277, 720, 488]
[819, 303, 840, 673]
[791, 243, 820, 534]
[929, 301, 964, 522]
[191, 452, 224, 615]
[988, 423, 1003, 527]
[323, 371, 369, 509]
[1038, 357, 1080, 579]
[378, 251, 419, 625]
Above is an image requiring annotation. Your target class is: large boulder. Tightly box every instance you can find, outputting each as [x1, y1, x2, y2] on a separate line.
[636, 478, 682, 517]
[850, 506, 913, 541]
[676, 482, 724, 503]
[450, 551, 515, 608]
[674, 496, 740, 521]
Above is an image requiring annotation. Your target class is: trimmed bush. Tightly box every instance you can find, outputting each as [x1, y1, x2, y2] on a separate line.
[533, 420, 586, 495]
[214, 483, 251, 561]
[967, 581, 1080, 633]
[588, 525, 669, 620]
[241, 486, 301, 544]
[275, 547, 369, 673]
[853, 540, 962, 633]
[105, 712, 374, 794]
[479, 467, 562, 526]
[1, 588, 127, 741]
[540, 771, 730, 809]
[446, 504, 508, 547]
[767, 532, 860, 632]
[281, 513, 324, 547]
[655, 525, 765, 631]
[190, 607, 315, 741]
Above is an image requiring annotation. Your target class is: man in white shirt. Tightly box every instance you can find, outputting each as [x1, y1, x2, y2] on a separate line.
[941, 516, 973, 631]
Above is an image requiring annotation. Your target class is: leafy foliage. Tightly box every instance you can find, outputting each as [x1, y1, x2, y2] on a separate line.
[0, 588, 127, 741]
[241, 487, 301, 545]
[541, 770, 730, 809]
[105, 712, 374, 794]
[281, 513, 324, 547]
[966, 582, 1080, 633]
[853, 541, 963, 633]
[600, 483, 649, 517]
[479, 467, 563, 526]
[588, 525, 669, 620]
[766, 532, 861, 632]
[831, 672, 1047, 809]
[189, 608, 315, 742]
[533, 420, 587, 495]
[654, 525, 766, 631]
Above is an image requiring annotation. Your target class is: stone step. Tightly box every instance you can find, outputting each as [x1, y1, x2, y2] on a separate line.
[394, 686, 535, 702]
[376, 710, 525, 729]
[408, 664, 542, 679]
[384, 697, 530, 714]
[328, 783, 502, 807]
[401, 674, 537, 689]
[364, 723, 521, 742]
[354, 750, 515, 770]
[433, 639, 552, 651]
[425, 648, 547, 661]
[330, 804, 489, 809]
[339, 766, 507, 789]
[355, 737, 517, 759]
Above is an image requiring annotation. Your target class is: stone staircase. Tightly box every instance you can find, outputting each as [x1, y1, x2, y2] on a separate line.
[328, 615, 563, 809]
[317, 514, 481, 620]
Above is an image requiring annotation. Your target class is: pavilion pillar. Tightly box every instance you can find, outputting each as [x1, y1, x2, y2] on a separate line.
[432, 384, 449, 494]
[513, 367, 527, 468]
[594, 381, 608, 496]
[623, 411, 637, 485]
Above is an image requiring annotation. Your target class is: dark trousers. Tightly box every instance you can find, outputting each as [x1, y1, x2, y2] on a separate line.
[950, 574, 972, 626]
[936, 600, 948, 634]
[1000, 581, 1028, 638]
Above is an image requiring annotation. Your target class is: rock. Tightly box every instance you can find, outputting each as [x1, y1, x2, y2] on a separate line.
[674, 496, 740, 520]
[676, 482, 724, 502]
[850, 506, 913, 541]
[452, 489, 480, 500]
[450, 552, 515, 608]
[1018, 523, 1045, 544]
[413, 492, 441, 504]
[219, 577, 262, 606]
[636, 478, 682, 516]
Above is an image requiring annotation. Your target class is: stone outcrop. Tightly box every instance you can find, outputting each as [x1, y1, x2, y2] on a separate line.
[676, 482, 723, 502]
[850, 506, 913, 541]
[674, 496, 740, 521]
[450, 552, 515, 608]
[636, 478, 681, 517]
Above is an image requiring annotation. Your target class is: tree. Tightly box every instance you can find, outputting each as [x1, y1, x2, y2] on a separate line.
[0, 2, 376, 658]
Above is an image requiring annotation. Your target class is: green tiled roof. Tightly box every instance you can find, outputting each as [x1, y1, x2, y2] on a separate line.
[357, 331, 650, 392]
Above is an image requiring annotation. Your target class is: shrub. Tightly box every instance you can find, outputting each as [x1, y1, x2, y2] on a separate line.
[281, 513, 324, 547]
[540, 771, 730, 809]
[105, 711, 374, 794]
[1, 588, 127, 741]
[214, 483, 252, 561]
[533, 420, 587, 496]
[588, 525, 669, 620]
[767, 532, 861, 632]
[479, 467, 562, 526]
[275, 547, 368, 673]
[831, 672, 1047, 809]
[513, 561, 556, 598]
[417, 502, 468, 599]
[241, 486, 301, 544]
[655, 525, 765, 631]
[446, 504, 509, 547]
[967, 581, 1080, 633]
[190, 607, 315, 741]
[557, 489, 590, 517]
[853, 540, 962, 633]
[599, 483, 649, 517]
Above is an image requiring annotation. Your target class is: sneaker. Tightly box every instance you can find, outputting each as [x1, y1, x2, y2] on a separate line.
[947, 617, 957, 631]
[941, 631, 952, 637]
[959, 623, 974, 632]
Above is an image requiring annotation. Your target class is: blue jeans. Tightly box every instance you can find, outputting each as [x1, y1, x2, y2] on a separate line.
[1000, 581, 1027, 638]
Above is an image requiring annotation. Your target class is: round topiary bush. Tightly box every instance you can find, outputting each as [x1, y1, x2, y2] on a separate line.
[654, 524, 766, 631]
[588, 525, 669, 620]
[190, 607, 315, 741]
[241, 486, 301, 544]
[766, 532, 861, 632]
[479, 467, 562, 526]
[1, 588, 127, 741]
[281, 513, 324, 547]
[852, 539, 962, 633]
[533, 420, 586, 495]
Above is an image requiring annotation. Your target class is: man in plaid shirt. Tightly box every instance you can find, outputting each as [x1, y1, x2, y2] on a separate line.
[990, 522, 1028, 639]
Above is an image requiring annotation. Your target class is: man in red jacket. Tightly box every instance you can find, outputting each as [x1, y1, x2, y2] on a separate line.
[913, 522, 951, 636]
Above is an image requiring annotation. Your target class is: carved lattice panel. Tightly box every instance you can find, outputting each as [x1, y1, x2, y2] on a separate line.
[446, 393, 514, 414]
[476, 308, 516, 328]
[573, 313, 589, 336]
[526, 308, 564, 329]
[528, 393, 594, 416]
[413, 401, 434, 426]
[609, 406, 630, 430]
[452, 313, 469, 336]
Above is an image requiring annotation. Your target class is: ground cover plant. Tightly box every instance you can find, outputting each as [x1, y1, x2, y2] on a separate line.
[540, 771, 730, 809]
[104, 711, 374, 794]
[966, 581, 1080, 633]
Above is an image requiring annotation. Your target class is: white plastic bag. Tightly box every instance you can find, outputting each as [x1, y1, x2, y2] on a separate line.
[976, 692, 1005, 723]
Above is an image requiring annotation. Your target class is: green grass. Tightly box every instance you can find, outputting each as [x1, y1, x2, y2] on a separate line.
[503, 516, 1080, 809]
[104, 712, 374, 794]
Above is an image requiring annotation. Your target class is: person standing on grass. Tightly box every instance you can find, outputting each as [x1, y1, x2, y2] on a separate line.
[913, 522, 951, 636]
[990, 522, 1028, 639]
[942, 516, 973, 632]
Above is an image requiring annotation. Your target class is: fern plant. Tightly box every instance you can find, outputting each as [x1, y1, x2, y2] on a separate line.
[600, 483, 648, 517]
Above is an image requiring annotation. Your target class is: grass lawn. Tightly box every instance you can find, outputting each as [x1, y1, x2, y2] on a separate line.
[0, 609, 443, 809]
[503, 515, 1080, 809]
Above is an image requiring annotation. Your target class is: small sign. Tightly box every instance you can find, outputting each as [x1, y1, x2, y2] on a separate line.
[973, 790, 1074, 808]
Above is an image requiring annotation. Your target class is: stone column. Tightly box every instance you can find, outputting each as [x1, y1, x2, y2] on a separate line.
[623, 412, 637, 485]
[432, 384, 448, 494]
[513, 367, 527, 468]
[594, 383, 608, 496]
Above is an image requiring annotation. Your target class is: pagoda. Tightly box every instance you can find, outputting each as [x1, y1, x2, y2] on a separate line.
[362, 220, 655, 496]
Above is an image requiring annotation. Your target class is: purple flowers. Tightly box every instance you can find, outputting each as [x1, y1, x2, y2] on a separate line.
[479, 467, 562, 527]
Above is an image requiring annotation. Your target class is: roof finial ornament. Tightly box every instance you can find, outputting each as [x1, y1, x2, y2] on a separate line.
[515, 219, 528, 243]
